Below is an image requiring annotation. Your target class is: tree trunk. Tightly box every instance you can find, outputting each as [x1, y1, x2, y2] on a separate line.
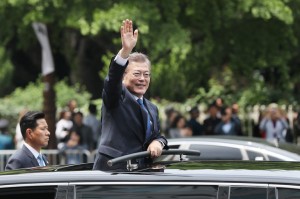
[43, 73, 57, 149]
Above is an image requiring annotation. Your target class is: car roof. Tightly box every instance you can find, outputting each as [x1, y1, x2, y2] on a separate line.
[0, 161, 300, 186]
[167, 135, 289, 146]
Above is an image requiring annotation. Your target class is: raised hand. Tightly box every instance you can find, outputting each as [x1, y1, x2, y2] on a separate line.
[119, 19, 139, 59]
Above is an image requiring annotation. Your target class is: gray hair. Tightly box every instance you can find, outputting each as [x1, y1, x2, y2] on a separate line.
[128, 52, 151, 69]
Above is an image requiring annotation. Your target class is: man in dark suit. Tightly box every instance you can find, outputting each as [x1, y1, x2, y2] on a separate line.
[5, 111, 50, 170]
[93, 19, 168, 171]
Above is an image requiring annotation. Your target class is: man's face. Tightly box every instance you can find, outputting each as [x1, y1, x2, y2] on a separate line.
[74, 114, 83, 126]
[209, 106, 218, 116]
[222, 108, 232, 122]
[68, 100, 77, 112]
[29, 119, 50, 150]
[123, 61, 151, 98]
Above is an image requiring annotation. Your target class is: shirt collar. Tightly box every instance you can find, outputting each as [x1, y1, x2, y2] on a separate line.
[24, 142, 41, 159]
[132, 94, 143, 101]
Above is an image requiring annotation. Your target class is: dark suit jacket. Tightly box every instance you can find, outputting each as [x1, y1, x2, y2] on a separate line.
[5, 145, 48, 170]
[93, 57, 168, 171]
[214, 119, 243, 136]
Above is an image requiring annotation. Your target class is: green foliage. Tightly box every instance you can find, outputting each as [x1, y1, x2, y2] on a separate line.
[1, 0, 300, 107]
[55, 79, 91, 109]
[0, 78, 91, 133]
[0, 46, 13, 96]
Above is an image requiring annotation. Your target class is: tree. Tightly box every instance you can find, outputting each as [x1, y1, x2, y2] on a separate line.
[0, 0, 300, 105]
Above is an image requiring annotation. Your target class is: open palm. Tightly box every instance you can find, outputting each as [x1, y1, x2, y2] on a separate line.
[120, 19, 138, 56]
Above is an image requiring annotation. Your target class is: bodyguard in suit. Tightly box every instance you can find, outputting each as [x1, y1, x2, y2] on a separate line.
[93, 19, 168, 171]
[5, 111, 50, 170]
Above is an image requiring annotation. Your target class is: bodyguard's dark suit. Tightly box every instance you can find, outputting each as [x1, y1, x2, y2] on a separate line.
[5, 145, 48, 170]
[93, 57, 168, 171]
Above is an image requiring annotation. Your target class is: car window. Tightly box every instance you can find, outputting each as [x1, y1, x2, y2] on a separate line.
[230, 187, 267, 199]
[75, 185, 218, 199]
[246, 150, 265, 160]
[277, 188, 300, 199]
[266, 155, 283, 161]
[218, 186, 229, 199]
[188, 144, 243, 160]
[0, 186, 57, 199]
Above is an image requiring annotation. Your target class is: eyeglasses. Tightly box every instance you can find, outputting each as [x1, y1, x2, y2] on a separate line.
[127, 71, 151, 78]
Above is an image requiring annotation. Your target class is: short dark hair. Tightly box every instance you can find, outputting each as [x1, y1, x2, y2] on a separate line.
[189, 106, 199, 114]
[88, 103, 97, 114]
[208, 102, 218, 110]
[20, 111, 45, 139]
[74, 111, 83, 118]
[220, 106, 228, 116]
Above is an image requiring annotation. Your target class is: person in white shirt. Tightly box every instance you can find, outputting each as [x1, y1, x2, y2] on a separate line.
[55, 109, 73, 146]
[259, 103, 289, 143]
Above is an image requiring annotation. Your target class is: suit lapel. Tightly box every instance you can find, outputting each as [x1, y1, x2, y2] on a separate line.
[22, 145, 39, 167]
[42, 154, 49, 165]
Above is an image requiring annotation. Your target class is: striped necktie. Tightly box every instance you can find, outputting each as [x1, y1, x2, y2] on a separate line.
[137, 98, 151, 139]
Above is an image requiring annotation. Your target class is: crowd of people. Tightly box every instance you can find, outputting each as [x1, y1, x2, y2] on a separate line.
[0, 98, 299, 153]
[0, 99, 299, 152]
[162, 98, 243, 139]
[162, 99, 297, 144]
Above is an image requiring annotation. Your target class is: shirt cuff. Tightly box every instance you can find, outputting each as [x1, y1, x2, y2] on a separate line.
[157, 140, 165, 148]
[114, 53, 128, 66]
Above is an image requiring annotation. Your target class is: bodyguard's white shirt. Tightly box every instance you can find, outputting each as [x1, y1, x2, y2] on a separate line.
[23, 142, 44, 164]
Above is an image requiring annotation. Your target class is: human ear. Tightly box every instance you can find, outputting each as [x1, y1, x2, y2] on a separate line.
[26, 128, 33, 139]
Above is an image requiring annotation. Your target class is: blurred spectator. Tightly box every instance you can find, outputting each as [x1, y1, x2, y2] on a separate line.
[0, 119, 14, 149]
[231, 103, 243, 134]
[252, 111, 264, 138]
[232, 103, 241, 124]
[214, 106, 243, 136]
[187, 106, 204, 136]
[162, 106, 179, 137]
[59, 130, 85, 164]
[67, 99, 78, 121]
[14, 109, 28, 149]
[203, 103, 221, 135]
[56, 109, 73, 146]
[83, 103, 100, 147]
[215, 97, 224, 109]
[214, 97, 224, 117]
[293, 111, 300, 144]
[259, 103, 289, 143]
[72, 111, 94, 151]
[169, 114, 193, 138]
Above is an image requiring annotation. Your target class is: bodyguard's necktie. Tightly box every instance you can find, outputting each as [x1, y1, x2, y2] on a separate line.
[37, 154, 45, 166]
[137, 98, 151, 139]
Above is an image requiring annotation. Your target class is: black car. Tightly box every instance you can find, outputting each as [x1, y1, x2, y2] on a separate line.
[1, 149, 300, 199]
